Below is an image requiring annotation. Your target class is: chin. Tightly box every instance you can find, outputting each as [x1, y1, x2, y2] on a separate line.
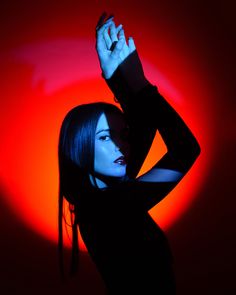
[108, 167, 127, 178]
[113, 173, 126, 178]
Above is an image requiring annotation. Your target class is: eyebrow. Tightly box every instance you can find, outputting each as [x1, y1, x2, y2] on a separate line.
[95, 128, 111, 135]
[96, 126, 129, 135]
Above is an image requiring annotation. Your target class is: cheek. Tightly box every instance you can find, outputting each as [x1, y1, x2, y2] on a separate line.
[94, 144, 111, 169]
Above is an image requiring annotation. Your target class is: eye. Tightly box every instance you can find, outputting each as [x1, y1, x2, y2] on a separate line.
[99, 135, 110, 141]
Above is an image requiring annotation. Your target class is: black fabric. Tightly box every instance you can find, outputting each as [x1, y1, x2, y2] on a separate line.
[79, 182, 176, 294]
[77, 50, 200, 294]
[106, 50, 200, 178]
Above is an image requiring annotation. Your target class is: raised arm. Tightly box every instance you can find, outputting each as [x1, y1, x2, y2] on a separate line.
[95, 14, 201, 209]
[96, 14, 156, 177]
[95, 12, 136, 79]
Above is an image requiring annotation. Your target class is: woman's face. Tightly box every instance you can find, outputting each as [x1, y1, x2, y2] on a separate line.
[91, 112, 130, 187]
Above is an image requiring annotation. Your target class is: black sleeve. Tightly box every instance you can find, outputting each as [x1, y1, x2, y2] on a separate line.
[105, 51, 157, 178]
[105, 50, 201, 210]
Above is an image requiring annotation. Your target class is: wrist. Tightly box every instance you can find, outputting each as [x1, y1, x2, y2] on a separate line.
[102, 70, 114, 79]
[101, 66, 117, 80]
[106, 50, 150, 96]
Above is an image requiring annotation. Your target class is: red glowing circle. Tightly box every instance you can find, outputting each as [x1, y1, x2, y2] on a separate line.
[0, 39, 214, 251]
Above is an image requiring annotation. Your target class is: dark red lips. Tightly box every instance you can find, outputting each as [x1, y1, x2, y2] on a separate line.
[114, 156, 126, 165]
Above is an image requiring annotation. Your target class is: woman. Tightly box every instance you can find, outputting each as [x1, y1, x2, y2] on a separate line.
[58, 13, 201, 294]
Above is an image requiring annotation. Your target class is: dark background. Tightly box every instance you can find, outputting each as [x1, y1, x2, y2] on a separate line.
[0, 0, 235, 294]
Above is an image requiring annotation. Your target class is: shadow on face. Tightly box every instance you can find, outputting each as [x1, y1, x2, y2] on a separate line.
[92, 112, 130, 185]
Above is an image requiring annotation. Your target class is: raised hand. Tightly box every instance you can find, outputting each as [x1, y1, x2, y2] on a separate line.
[96, 13, 136, 79]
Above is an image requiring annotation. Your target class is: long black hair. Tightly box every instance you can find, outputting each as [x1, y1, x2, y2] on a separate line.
[58, 101, 124, 277]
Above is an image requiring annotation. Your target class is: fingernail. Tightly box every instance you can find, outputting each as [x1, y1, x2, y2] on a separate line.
[106, 16, 114, 22]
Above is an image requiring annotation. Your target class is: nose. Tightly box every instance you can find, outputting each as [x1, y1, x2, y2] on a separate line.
[115, 144, 120, 152]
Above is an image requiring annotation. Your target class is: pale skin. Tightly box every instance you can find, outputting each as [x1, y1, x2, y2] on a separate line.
[96, 15, 136, 79]
[89, 112, 130, 188]
[93, 14, 183, 188]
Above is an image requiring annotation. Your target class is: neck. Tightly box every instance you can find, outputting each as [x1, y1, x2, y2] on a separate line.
[89, 174, 125, 189]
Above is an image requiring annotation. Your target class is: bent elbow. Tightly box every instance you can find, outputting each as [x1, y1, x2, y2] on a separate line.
[179, 140, 201, 173]
[186, 141, 201, 170]
[194, 141, 201, 159]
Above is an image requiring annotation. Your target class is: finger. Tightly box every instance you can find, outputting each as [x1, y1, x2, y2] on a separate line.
[96, 20, 113, 49]
[116, 24, 123, 34]
[128, 37, 136, 52]
[96, 11, 107, 29]
[106, 14, 114, 22]
[96, 12, 114, 31]
[110, 22, 119, 42]
[118, 28, 129, 54]
[96, 25, 110, 53]
[104, 26, 112, 50]
[118, 28, 131, 58]
[111, 37, 125, 58]
[96, 38, 107, 56]
[96, 18, 113, 35]
[95, 18, 114, 48]
[109, 24, 123, 51]
[118, 27, 127, 44]
[110, 27, 125, 52]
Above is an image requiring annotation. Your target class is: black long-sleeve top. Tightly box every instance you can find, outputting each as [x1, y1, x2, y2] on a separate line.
[78, 51, 201, 294]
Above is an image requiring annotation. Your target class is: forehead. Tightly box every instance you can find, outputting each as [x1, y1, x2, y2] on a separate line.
[96, 112, 126, 132]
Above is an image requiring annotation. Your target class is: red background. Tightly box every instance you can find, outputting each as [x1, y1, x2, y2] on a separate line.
[0, 0, 235, 294]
